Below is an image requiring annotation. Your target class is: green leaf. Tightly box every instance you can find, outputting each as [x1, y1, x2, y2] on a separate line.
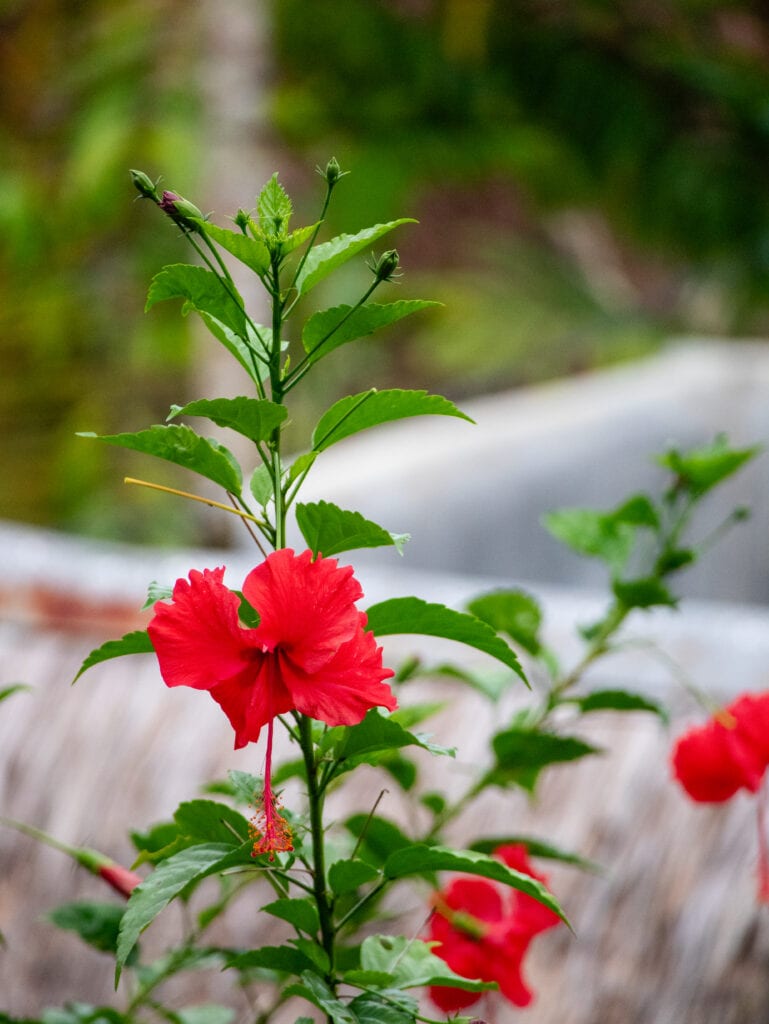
[261, 897, 320, 936]
[543, 507, 634, 572]
[427, 663, 512, 702]
[47, 902, 133, 961]
[466, 589, 543, 655]
[257, 173, 292, 236]
[196, 221, 270, 275]
[323, 709, 454, 775]
[142, 581, 173, 610]
[80, 425, 242, 494]
[469, 836, 600, 872]
[301, 300, 440, 367]
[168, 397, 287, 444]
[38, 1007, 128, 1024]
[250, 464, 274, 506]
[0, 683, 31, 704]
[613, 494, 660, 528]
[365, 597, 527, 681]
[198, 312, 269, 383]
[296, 501, 407, 558]
[146, 264, 246, 338]
[281, 221, 321, 256]
[613, 577, 678, 608]
[657, 435, 760, 497]
[227, 769, 262, 805]
[174, 800, 250, 846]
[171, 1006, 234, 1024]
[344, 815, 413, 867]
[491, 728, 599, 783]
[359, 935, 495, 992]
[328, 859, 381, 896]
[384, 846, 568, 924]
[72, 630, 153, 684]
[348, 991, 419, 1024]
[567, 688, 669, 722]
[284, 973, 357, 1024]
[312, 389, 472, 452]
[295, 220, 416, 297]
[116, 842, 250, 980]
[226, 945, 316, 975]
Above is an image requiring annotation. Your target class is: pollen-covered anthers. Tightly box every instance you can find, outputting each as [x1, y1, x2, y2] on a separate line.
[249, 790, 293, 861]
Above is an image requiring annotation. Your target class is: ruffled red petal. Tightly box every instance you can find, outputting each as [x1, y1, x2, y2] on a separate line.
[495, 844, 561, 936]
[209, 657, 294, 748]
[243, 549, 363, 672]
[278, 618, 396, 725]
[730, 692, 769, 767]
[148, 567, 262, 692]
[671, 718, 765, 802]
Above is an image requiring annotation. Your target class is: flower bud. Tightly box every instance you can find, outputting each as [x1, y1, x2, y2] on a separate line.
[325, 156, 341, 185]
[159, 190, 204, 231]
[98, 861, 143, 899]
[372, 249, 400, 283]
[130, 169, 160, 202]
[234, 208, 251, 234]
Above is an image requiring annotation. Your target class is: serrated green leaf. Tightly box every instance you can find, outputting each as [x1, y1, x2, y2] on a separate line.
[47, 902, 131, 960]
[80, 425, 242, 494]
[116, 842, 250, 980]
[491, 728, 600, 781]
[227, 770, 261, 805]
[543, 507, 634, 572]
[226, 945, 316, 975]
[360, 935, 495, 992]
[469, 836, 600, 872]
[72, 630, 153, 684]
[281, 222, 320, 256]
[348, 991, 419, 1024]
[344, 815, 413, 867]
[257, 173, 292, 236]
[384, 847, 568, 923]
[295, 220, 415, 297]
[174, 800, 250, 846]
[284, 973, 357, 1024]
[342, 969, 396, 989]
[365, 597, 526, 681]
[142, 581, 173, 610]
[146, 264, 246, 338]
[301, 300, 440, 367]
[312, 389, 472, 452]
[466, 589, 543, 656]
[328, 859, 381, 896]
[567, 688, 669, 722]
[287, 451, 317, 487]
[261, 897, 320, 936]
[196, 221, 270, 275]
[296, 501, 406, 558]
[657, 435, 760, 497]
[324, 709, 454, 776]
[613, 577, 678, 608]
[169, 397, 287, 444]
[198, 312, 269, 383]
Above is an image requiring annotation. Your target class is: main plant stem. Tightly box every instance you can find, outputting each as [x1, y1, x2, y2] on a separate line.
[298, 714, 336, 981]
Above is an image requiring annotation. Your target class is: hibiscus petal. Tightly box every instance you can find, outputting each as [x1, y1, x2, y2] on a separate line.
[209, 658, 294, 749]
[278, 622, 396, 726]
[494, 844, 561, 935]
[148, 567, 261, 692]
[731, 692, 769, 767]
[243, 549, 363, 672]
[672, 717, 765, 801]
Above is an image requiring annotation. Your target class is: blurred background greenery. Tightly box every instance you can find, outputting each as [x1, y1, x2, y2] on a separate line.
[2, 0, 769, 543]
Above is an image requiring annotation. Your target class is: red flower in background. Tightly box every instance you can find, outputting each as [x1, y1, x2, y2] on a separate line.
[671, 693, 769, 802]
[428, 844, 561, 1012]
[148, 549, 396, 856]
[671, 691, 769, 902]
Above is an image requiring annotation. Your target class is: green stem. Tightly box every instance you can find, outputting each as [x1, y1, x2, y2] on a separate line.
[284, 183, 333, 311]
[298, 714, 336, 979]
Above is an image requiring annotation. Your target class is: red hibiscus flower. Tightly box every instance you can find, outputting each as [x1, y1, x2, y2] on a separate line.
[427, 844, 561, 1012]
[148, 548, 396, 855]
[671, 691, 769, 902]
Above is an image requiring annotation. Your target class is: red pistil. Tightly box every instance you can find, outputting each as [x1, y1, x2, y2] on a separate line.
[249, 716, 293, 861]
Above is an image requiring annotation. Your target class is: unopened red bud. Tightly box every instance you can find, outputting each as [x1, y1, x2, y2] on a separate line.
[98, 861, 143, 899]
[159, 191, 204, 230]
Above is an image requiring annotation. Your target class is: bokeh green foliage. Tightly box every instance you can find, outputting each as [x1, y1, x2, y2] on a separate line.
[0, 0, 200, 539]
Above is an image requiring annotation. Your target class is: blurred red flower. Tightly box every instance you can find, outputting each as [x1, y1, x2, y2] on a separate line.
[671, 692, 769, 803]
[428, 844, 561, 1012]
[148, 548, 396, 855]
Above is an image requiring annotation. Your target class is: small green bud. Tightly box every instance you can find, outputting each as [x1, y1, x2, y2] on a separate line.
[130, 169, 159, 202]
[316, 156, 348, 188]
[371, 249, 400, 283]
[234, 208, 251, 234]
